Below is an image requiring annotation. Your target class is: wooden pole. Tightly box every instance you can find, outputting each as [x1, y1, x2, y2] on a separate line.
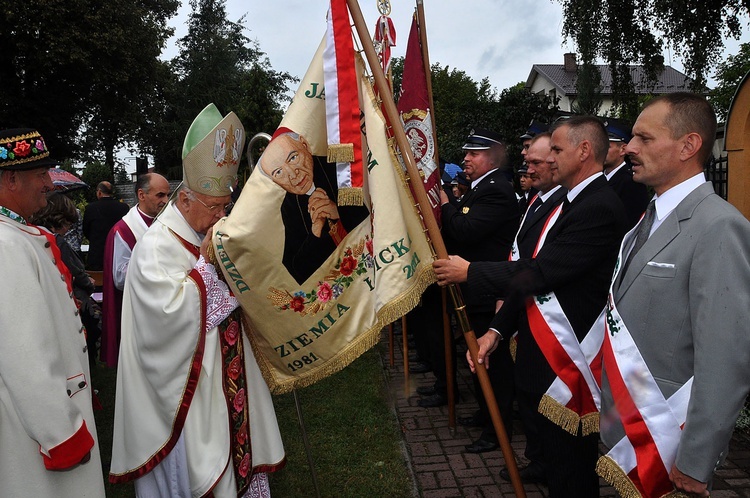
[346, 1, 525, 496]
[389, 322, 394, 367]
[414, 0, 456, 428]
[402, 315, 410, 398]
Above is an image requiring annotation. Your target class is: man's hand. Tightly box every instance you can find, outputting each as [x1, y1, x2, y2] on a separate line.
[439, 189, 450, 206]
[669, 465, 709, 497]
[200, 225, 214, 259]
[309, 188, 340, 237]
[466, 332, 501, 373]
[433, 255, 470, 285]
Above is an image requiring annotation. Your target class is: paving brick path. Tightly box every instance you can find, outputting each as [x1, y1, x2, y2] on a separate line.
[379, 329, 750, 497]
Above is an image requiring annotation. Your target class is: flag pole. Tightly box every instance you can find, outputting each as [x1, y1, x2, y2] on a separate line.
[346, 1, 526, 496]
[414, 0, 456, 431]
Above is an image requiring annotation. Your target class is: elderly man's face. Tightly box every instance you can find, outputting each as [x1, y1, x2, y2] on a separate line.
[11, 167, 53, 219]
[260, 134, 315, 195]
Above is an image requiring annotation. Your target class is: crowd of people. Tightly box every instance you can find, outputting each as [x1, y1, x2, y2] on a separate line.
[1, 91, 749, 498]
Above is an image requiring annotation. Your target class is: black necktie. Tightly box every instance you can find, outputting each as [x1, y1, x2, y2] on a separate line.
[622, 200, 656, 274]
[561, 197, 571, 215]
[529, 196, 544, 214]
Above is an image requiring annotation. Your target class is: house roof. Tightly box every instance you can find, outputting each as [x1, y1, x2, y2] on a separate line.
[526, 64, 697, 96]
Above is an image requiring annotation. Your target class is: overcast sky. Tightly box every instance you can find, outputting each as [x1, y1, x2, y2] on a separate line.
[164, 0, 750, 94]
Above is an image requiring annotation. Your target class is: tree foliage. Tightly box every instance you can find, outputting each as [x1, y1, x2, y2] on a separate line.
[391, 58, 559, 167]
[0, 0, 179, 171]
[710, 42, 750, 122]
[152, 0, 296, 177]
[556, 0, 746, 116]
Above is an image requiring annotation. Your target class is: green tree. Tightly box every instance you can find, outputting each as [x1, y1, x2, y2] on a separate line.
[555, 0, 743, 114]
[81, 0, 179, 178]
[0, 0, 179, 166]
[391, 58, 559, 166]
[152, 0, 295, 177]
[710, 42, 750, 122]
[80, 161, 113, 202]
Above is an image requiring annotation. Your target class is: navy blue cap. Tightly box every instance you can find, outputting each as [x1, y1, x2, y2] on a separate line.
[517, 165, 528, 175]
[520, 120, 549, 140]
[462, 128, 503, 150]
[451, 170, 471, 187]
[604, 118, 632, 143]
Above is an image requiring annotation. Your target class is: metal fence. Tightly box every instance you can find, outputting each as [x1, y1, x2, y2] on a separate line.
[706, 154, 728, 200]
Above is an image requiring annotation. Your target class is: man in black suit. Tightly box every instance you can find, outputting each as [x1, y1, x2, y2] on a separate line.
[434, 116, 627, 497]
[418, 129, 520, 456]
[259, 131, 369, 284]
[495, 131, 567, 484]
[83, 181, 129, 270]
[603, 119, 649, 229]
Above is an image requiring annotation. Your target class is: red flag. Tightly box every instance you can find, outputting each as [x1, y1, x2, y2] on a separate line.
[397, 16, 441, 226]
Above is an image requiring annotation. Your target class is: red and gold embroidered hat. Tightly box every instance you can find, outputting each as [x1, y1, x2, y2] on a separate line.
[0, 129, 60, 171]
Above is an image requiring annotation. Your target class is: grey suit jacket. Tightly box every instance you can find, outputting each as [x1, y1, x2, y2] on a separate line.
[600, 182, 750, 482]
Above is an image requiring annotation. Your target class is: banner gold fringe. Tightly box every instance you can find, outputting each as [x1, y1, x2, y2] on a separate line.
[509, 336, 517, 362]
[596, 456, 642, 498]
[327, 143, 355, 163]
[596, 455, 693, 498]
[337, 187, 364, 206]
[246, 264, 437, 395]
[538, 394, 600, 436]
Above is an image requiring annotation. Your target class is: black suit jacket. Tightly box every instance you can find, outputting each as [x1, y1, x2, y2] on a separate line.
[280, 157, 369, 284]
[82, 197, 129, 270]
[607, 163, 649, 229]
[470, 176, 627, 393]
[441, 169, 519, 313]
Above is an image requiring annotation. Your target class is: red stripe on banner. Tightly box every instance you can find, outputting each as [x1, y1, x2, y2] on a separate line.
[602, 329, 673, 497]
[330, 0, 362, 188]
[526, 300, 598, 416]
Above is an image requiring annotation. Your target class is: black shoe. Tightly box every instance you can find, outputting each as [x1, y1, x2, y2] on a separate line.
[499, 464, 547, 484]
[408, 361, 432, 374]
[416, 385, 436, 396]
[464, 438, 498, 454]
[457, 414, 485, 428]
[417, 393, 448, 408]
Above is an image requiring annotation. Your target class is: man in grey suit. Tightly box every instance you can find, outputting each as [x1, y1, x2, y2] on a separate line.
[599, 92, 750, 497]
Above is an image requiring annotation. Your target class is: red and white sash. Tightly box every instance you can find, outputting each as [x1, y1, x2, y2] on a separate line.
[596, 228, 693, 497]
[513, 202, 604, 435]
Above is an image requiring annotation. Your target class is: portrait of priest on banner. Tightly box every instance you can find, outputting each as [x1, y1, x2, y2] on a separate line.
[258, 128, 370, 284]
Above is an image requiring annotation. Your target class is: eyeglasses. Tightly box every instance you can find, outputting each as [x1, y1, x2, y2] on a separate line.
[189, 194, 232, 213]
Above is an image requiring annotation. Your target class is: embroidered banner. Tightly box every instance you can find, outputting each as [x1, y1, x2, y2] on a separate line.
[212, 37, 435, 394]
[396, 15, 441, 227]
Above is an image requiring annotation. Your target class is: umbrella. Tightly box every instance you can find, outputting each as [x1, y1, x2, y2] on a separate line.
[48, 168, 88, 192]
[443, 162, 462, 179]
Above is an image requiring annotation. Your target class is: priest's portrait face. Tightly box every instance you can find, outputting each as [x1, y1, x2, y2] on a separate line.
[260, 133, 315, 195]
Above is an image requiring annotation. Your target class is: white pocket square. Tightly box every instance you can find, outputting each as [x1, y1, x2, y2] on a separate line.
[647, 261, 675, 268]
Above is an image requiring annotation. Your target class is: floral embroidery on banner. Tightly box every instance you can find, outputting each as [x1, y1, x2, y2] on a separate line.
[218, 310, 253, 495]
[267, 235, 375, 316]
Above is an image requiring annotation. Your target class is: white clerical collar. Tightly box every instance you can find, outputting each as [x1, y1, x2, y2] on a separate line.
[566, 172, 603, 203]
[605, 162, 627, 181]
[470, 168, 498, 189]
[539, 185, 563, 203]
[653, 172, 707, 223]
